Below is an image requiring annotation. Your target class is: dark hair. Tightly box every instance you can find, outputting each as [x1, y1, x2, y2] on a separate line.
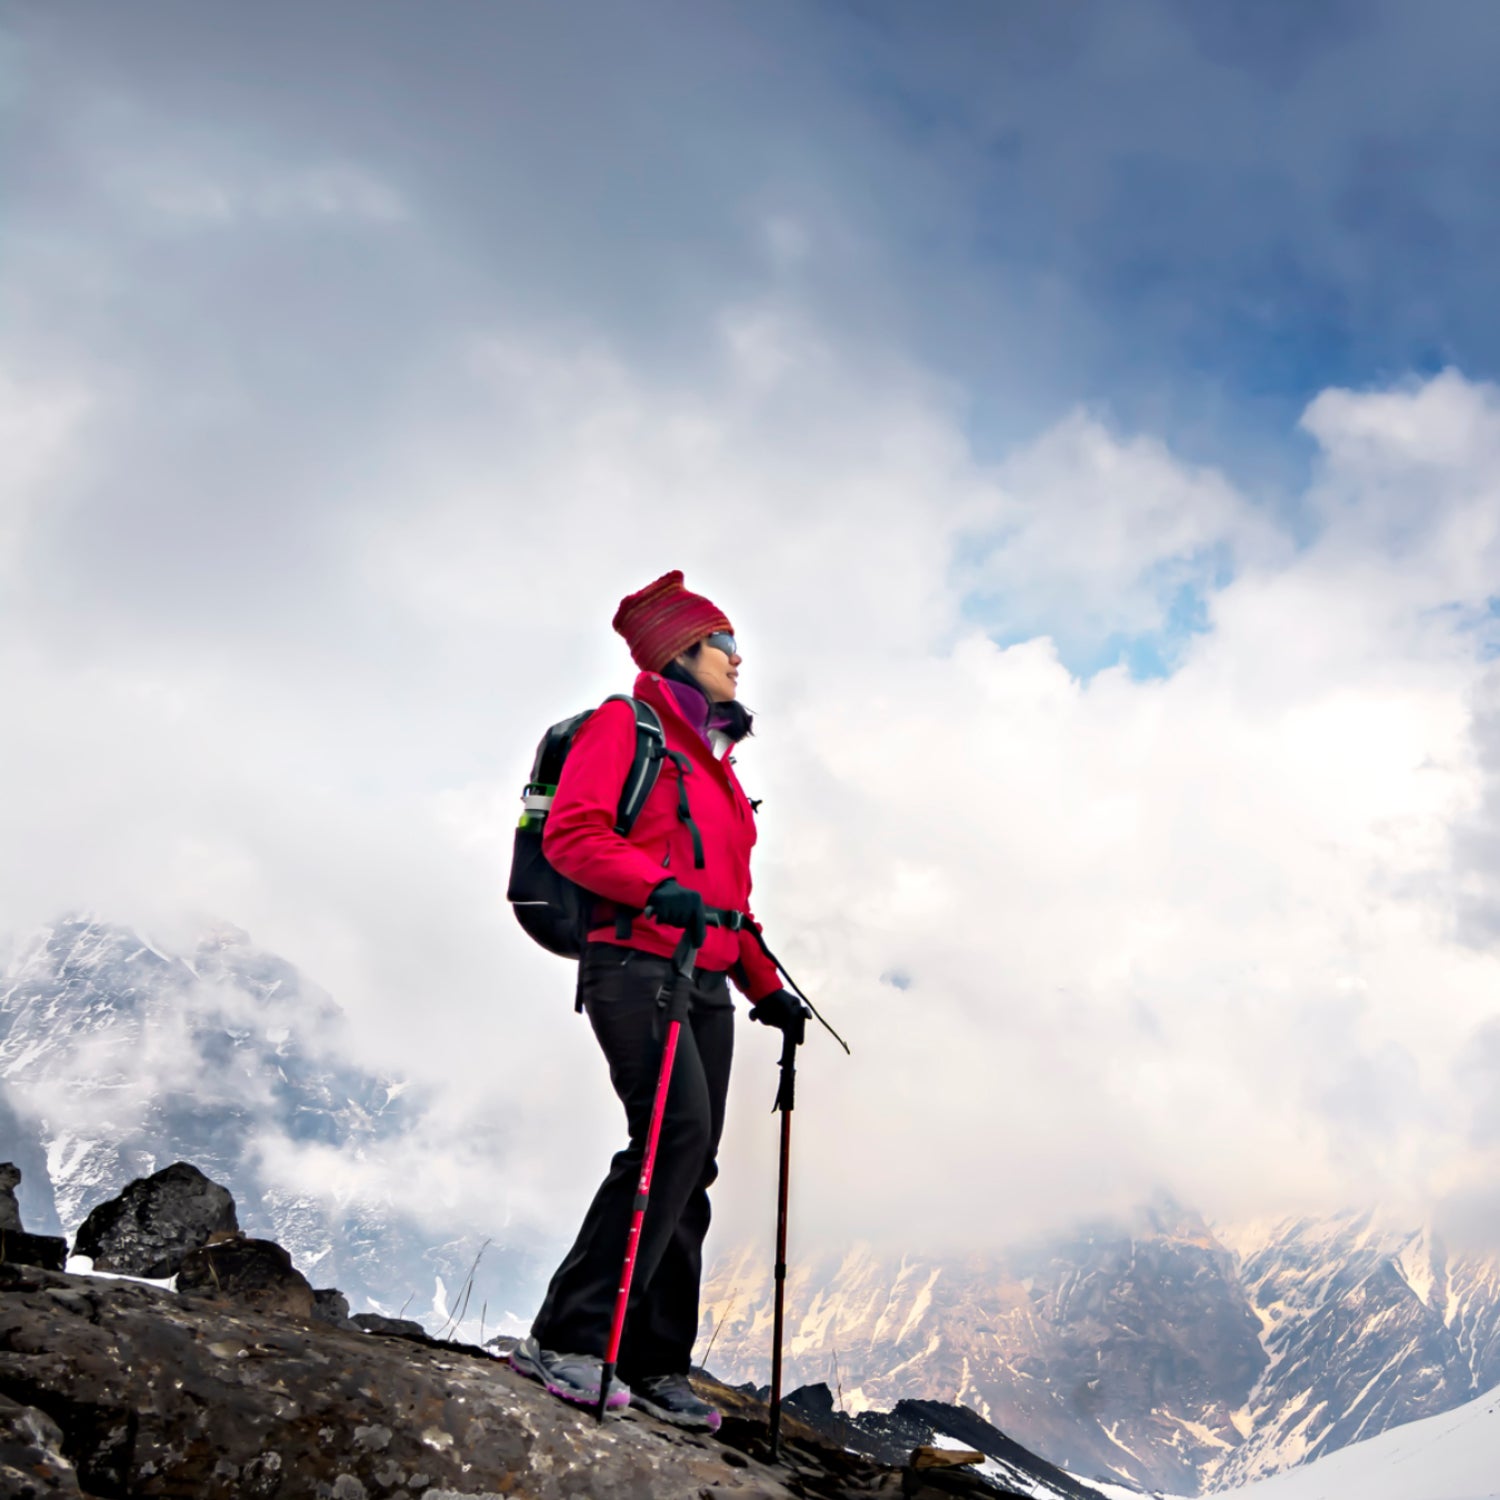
[665, 643, 755, 743]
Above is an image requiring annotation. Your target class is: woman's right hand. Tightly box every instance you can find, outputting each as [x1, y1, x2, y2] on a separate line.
[647, 878, 708, 947]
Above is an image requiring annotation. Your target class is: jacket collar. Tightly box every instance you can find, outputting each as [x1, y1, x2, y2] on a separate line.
[635, 672, 728, 764]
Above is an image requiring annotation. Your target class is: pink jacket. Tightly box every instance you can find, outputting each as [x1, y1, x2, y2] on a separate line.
[542, 671, 782, 1001]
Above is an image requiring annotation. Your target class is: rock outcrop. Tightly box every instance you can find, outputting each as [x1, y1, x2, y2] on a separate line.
[72, 1161, 238, 1278]
[0, 1165, 21, 1232]
[0, 1166, 67, 1274]
[0, 1093, 63, 1240]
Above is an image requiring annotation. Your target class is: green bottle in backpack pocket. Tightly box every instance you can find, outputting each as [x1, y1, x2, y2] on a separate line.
[519, 782, 557, 833]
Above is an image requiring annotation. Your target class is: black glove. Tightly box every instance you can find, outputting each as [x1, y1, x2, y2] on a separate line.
[647, 878, 708, 948]
[750, 988, 809, 1045]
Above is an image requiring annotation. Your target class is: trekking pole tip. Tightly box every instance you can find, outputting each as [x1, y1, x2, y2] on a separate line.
[596, 1360, 619, 1423]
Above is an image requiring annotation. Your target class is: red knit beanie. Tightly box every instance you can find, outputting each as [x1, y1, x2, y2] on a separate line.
[612, 570, 733, 673]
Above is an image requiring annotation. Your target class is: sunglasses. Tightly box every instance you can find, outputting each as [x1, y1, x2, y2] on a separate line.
[704, 631, 738, 656]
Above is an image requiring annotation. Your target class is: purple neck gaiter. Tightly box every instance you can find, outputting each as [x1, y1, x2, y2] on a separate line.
[664, 677, 713, 747]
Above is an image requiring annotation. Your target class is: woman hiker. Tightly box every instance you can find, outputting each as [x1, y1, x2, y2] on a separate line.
[509, 570, 807, 1432]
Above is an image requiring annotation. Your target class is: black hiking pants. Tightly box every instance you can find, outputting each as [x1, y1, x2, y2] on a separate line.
[531, 943, 734, 1380]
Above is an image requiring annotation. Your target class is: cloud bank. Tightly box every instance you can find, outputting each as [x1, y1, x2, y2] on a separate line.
[7, 300, 1500, 1252]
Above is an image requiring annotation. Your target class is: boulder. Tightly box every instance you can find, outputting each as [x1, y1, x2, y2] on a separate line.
[910, 1445, 985, 1469]
[786, 1382, 837, 1417]
[72, 1161, 237, 1278]
[0, 1164, 21, 1232]
[312, 1286, 357, 1329]
[354, 1311, 430, 1339]
[0, 1229, 68, 1273]
[0, 1164, 67, 1271]
[177, 1235, 315, 1318]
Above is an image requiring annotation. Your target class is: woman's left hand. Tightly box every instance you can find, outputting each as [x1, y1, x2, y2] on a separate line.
[749, 988, 810, 1044]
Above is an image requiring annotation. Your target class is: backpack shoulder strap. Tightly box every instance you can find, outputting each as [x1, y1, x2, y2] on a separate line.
[602, 695, 665, 836]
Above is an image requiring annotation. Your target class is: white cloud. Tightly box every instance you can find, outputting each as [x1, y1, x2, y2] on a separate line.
[1300, 370, 1500, 616]
[958, 410, 1283, 654]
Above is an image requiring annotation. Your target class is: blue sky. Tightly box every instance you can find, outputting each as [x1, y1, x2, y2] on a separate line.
[7, 2, 1500, 1249]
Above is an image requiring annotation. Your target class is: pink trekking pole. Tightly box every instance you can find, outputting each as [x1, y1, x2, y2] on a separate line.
[595, 925, 703, 1422]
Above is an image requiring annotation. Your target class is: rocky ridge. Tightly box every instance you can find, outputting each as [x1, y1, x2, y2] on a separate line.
[0, 1162, 1109, 1500]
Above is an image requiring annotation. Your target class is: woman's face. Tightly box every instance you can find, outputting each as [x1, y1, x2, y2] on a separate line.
[677, 633, 742, 703]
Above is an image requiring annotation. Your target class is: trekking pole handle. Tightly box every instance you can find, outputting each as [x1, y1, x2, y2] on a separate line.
[640, 902, 723, 929]
[641, 902, 719, 979]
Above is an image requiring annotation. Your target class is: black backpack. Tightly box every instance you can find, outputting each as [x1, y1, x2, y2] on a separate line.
[507, 696, 671, 958]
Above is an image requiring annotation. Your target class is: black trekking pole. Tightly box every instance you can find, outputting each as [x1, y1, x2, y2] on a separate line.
[724, 915, 843, 1460]
[595, 918, 707, 1423]
[767, 1020, 800, 1459]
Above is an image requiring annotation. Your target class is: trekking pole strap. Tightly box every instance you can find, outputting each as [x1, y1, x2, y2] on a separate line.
[703, 909, 850, 1055]
[635, 902, 851, 1054]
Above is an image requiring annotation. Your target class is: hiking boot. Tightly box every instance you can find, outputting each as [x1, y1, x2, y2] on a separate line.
[508, 1336, 631, 1412]
[629, 1372, 722, 1432]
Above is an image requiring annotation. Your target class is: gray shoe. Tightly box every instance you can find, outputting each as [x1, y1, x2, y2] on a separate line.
[509, 1335, 631, 1412]
[630, 1372, 722, 1431]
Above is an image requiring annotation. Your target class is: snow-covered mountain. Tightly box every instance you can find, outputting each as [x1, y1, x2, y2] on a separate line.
[1231, 1379, 1500, 1500]
[0, 916, 547, 1335]
[1222, 1213, 1500, 1487]
[700, 1204, 1500, 1495]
